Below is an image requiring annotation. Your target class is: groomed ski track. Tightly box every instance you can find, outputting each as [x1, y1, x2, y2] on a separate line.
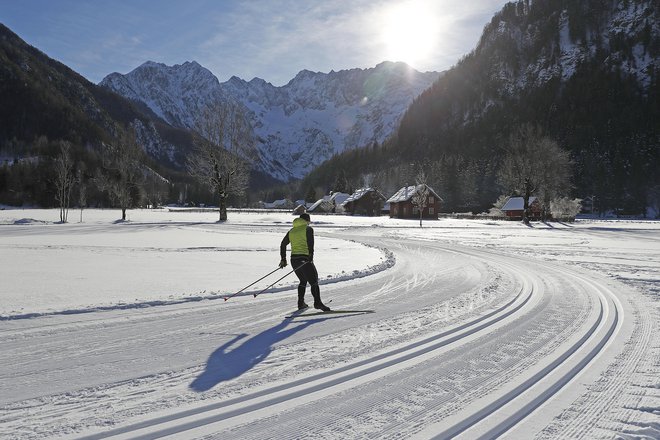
[1, 225, 633, 439]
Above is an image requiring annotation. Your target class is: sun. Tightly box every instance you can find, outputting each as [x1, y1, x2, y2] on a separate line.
[380, 1, 438, 67]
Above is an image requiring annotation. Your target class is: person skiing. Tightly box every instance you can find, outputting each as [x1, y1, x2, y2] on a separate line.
[279, 213, 331, 311]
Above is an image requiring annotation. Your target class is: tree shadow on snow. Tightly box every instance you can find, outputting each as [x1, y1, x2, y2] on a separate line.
[190, 318, 320, 392]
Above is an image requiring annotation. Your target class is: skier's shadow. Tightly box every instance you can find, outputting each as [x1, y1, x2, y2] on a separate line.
[190, 317, 320, 392]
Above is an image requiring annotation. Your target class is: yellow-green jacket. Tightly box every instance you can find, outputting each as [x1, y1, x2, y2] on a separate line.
[280, 217, 314, 259]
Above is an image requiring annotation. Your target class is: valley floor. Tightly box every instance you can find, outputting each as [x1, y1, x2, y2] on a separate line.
[0, 209, 658, 439]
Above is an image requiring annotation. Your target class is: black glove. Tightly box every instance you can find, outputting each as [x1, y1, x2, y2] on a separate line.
[279, 259, 287, 268]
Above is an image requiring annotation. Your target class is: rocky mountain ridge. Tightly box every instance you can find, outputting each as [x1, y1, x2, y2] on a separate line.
[101, 61, 441, 181]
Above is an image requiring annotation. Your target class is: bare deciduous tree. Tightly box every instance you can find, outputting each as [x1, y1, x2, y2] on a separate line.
[498, 125, 573, 224]
[96, 128, 145, 221]
[550, 197, 582, 220]
[411, 167, 430, 227]
[77, 167, 87, 223]
[187, 101, 255, 222]
[54, 141, 75, 223]
[144, 167, 170, 209]
[489, 194, 510, 217]
[648, 185, 660, 219]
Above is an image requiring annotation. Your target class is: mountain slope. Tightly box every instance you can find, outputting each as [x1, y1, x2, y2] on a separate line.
[0, 23, 194, 169]
[305, 0, 659, 214]
[101, 61, 441, 181]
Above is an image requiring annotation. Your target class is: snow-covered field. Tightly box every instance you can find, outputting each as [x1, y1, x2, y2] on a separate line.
[0, 208, 658, 439]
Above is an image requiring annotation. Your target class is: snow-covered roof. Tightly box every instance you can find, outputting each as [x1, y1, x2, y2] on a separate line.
[308, 199, 334, 213]
[341, 188, 383, 206]
[386, 185, 441, 203]
[501, 196, 538, 211]
[329, 192, 350, 205]
[263, 199, 293, 209]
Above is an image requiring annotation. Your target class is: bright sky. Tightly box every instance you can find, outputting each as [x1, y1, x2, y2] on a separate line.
[1, 0, 509, 86]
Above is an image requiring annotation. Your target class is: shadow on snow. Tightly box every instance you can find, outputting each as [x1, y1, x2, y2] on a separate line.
[190, 317, 323, 392]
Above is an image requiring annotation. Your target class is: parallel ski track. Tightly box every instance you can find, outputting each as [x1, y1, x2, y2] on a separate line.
[79, 248, 533, 440]
[433, 258, 621, 439]
[78, 240, 622, 440]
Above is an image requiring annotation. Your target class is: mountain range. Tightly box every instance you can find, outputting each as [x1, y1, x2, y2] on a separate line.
[100, 61, 440, 181]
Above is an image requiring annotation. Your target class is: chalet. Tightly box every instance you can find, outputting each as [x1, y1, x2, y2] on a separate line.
[327, 192, 350, 213]
[261, 199, 295, 209]
[307, 192, 350, 214]
[500, 196, 542, 220]
[341, 188, 386, 216]
[307, 198, 334, 213]
[387, 185, 441, 219]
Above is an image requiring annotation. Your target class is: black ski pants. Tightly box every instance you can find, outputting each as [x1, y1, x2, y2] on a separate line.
[291, 256, 321, 302]
[291, 256, 319, 288]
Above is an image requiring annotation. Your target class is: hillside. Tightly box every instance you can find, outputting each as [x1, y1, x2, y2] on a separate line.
[304, 0, 659, 215]
[0, 23, 192, 166]
[0, 24, 211, 206]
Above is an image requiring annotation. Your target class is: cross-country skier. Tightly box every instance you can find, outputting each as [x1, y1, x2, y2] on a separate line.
[279, 213, 331, 311]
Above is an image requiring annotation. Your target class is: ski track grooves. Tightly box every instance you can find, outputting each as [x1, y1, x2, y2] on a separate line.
[77, 240, 622, 440]
[436, 273, 620, 439]
[79, 279, 530, 438]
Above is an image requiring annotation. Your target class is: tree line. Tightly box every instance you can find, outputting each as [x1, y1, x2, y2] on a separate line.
[0, 100, 258, 222]
[294, 124, 579, 222]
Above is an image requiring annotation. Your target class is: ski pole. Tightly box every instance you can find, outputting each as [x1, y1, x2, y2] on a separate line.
[224, 267, 282, 301]
[253, 261, 309, 298]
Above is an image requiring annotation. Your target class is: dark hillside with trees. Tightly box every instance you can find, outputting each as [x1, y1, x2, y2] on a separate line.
[0, 24, 213, 209]
[302, 0, 659, 216]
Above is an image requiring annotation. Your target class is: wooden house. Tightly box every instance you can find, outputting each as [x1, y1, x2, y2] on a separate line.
[307, 198, 334, 213]
[387, 185, 441, 219]
[341, 188, 386, 216]
[307, 192, 351, 214]
[501, 196, 542, 220]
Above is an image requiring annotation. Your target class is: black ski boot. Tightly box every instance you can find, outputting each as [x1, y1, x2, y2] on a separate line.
[311, 285, 331, 312]
[297, 285, 308, 310]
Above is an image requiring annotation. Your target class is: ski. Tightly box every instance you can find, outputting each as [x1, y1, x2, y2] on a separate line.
[285, 307, 309, 319]
[285, 309, 375, 319]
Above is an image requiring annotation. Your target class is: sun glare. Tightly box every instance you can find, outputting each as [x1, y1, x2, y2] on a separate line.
[380, 1, 438, 67]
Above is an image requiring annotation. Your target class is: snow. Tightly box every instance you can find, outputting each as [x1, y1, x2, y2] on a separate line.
[558, 10, 580, 81]
[0, 208, 658, 439]
[0, 210, 388, 319]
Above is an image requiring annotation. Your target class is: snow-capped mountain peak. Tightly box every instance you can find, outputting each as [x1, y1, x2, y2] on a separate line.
[100, 61, 440, 181]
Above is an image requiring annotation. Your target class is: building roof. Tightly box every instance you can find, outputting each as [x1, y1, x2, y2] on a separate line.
[501, 196, 539, 211]
[386, 185, 441, 203]
[307, 198, 334, 213]
[341, 188, 384, 206]
[329, 192, 351, 205]
[263, 199, 293, 209]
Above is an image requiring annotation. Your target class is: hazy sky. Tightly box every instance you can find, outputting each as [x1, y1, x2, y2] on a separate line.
[1, 0, 510, 86]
